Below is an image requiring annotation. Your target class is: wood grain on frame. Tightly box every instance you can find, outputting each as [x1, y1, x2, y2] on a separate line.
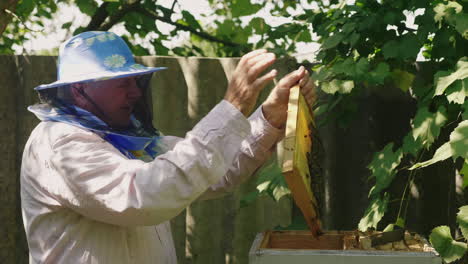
[281, 86, 322, 238]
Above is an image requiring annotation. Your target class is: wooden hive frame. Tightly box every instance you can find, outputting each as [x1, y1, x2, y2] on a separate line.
[281, 85, 322, 238]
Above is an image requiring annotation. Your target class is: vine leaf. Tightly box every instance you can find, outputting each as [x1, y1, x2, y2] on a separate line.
[454, 13, 468, 39]
[391, 69, 415, 93]
[321, 32, 345, 50]
[411, 106, 448, 148]
[231, 0, 262, 17]
[409, 142, 451, 170]
[449, 120, 468, 160]
[369, 62, 390, 85]
[434, 2, 462, 25]
[368, 143, 403, 197]
[430, 225, 467, 263]
[321, 79, 354, 94]
[434, 57, 468, 97]
[462, 162, 468, 189]
[402, 133, 423, 156]
[457, 205, 468, 241]
[358, 192, 389, 232]
[445, 78, 467, 105]
[410, 120, 467, 170]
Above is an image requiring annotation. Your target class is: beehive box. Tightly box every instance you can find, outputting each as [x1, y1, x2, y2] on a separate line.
[249, 86, 441, 264]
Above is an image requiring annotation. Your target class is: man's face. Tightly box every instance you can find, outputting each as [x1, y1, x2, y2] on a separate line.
[75, 77, 142, 128]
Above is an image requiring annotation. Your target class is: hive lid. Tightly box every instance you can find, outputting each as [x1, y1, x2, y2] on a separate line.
[280, 85, 322, 237]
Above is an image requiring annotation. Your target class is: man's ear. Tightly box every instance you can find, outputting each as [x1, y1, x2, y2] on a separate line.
[70, 83, 86, 107]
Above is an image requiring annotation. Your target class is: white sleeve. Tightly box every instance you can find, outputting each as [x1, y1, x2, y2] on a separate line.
[50, 100, 250, 226]
[199, 104, 284, 200]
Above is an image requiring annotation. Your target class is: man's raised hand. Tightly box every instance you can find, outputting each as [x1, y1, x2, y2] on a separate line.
[224, 49, 277, 116]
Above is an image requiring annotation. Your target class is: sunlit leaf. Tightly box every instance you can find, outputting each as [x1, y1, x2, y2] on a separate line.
[435, 57, 468, 96]
[457, 205, 468, 241]
[445, 78, 468, 104]
[358, 193, 389, 232]
[321, 79, 354, 94]
[462, 162, 468, 189]
[430, 225, 467, 263]
[449, 120, 468, 160]
[368, 143, 403, 196]
[434, 2, 463, 24]
[411, 106, 448, 148]
[409, 142, 452, 170]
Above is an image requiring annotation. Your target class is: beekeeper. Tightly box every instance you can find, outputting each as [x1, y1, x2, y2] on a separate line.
[21, 31, 316, 263]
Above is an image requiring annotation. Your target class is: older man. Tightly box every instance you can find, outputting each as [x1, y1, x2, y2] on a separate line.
[21, 31, 315, 263]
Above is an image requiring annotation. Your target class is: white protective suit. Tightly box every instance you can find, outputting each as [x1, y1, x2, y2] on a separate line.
[21, 100, 282, 263]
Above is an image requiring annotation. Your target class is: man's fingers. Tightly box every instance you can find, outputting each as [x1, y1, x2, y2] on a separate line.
[239, 49, 267, 65]
[299, 70, 310, 87]
[253, 69, 277, 89]
[247, 53, 276, 82]
[279, 66, 306, 88]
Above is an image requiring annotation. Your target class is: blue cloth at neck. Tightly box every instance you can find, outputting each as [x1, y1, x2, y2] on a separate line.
[28, 103, 160, 160]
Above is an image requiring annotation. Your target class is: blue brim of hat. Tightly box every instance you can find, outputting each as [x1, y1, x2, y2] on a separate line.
[34, 66, 167, 91]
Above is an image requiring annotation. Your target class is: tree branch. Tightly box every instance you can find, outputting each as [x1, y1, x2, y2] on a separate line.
[84, 2, 110, 31]
[135, 6, 242, 47]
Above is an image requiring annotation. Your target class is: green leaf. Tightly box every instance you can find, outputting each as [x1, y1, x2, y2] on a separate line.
[76, 0, 98, 16]
[103, 0, 119, 2]
[231, 0, 262, 17]
[321, 33, 345, 50]
[62, 22, 73, 29]
[430, 225, 467, 263]
[402, 133, 423, 156]
[409, 142, 452, 170]
[369, 62, 390, 85]
[321, 79, 354, 94]
[182, 10, 202, 31]
[457, 205, 468, 240]
[358, 193, 390, 232]
[435, 57, 468, 96]
[368, 143, 403, 196]
[399, 34, 421, 59]
[250, 17, 266, 33]
[255, 159, 290, 202]
[297, 29, 312, 42]
[449, 120, 468, 160]
[411, 106, 448, 148]
[445, 78, 468, 104]
[349, 32, 360, 47]
[382, 40, 399, 59]
[434, 2, 463, 24]
[382, 34, 420, 60]
[15, 0, 36, 18]
[454, 13, 468, 39]
[395, 217, 405, 228]
[391, 69, 415, 92]
[312, 66, 333, 82]
[462, 162, 468, 189]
